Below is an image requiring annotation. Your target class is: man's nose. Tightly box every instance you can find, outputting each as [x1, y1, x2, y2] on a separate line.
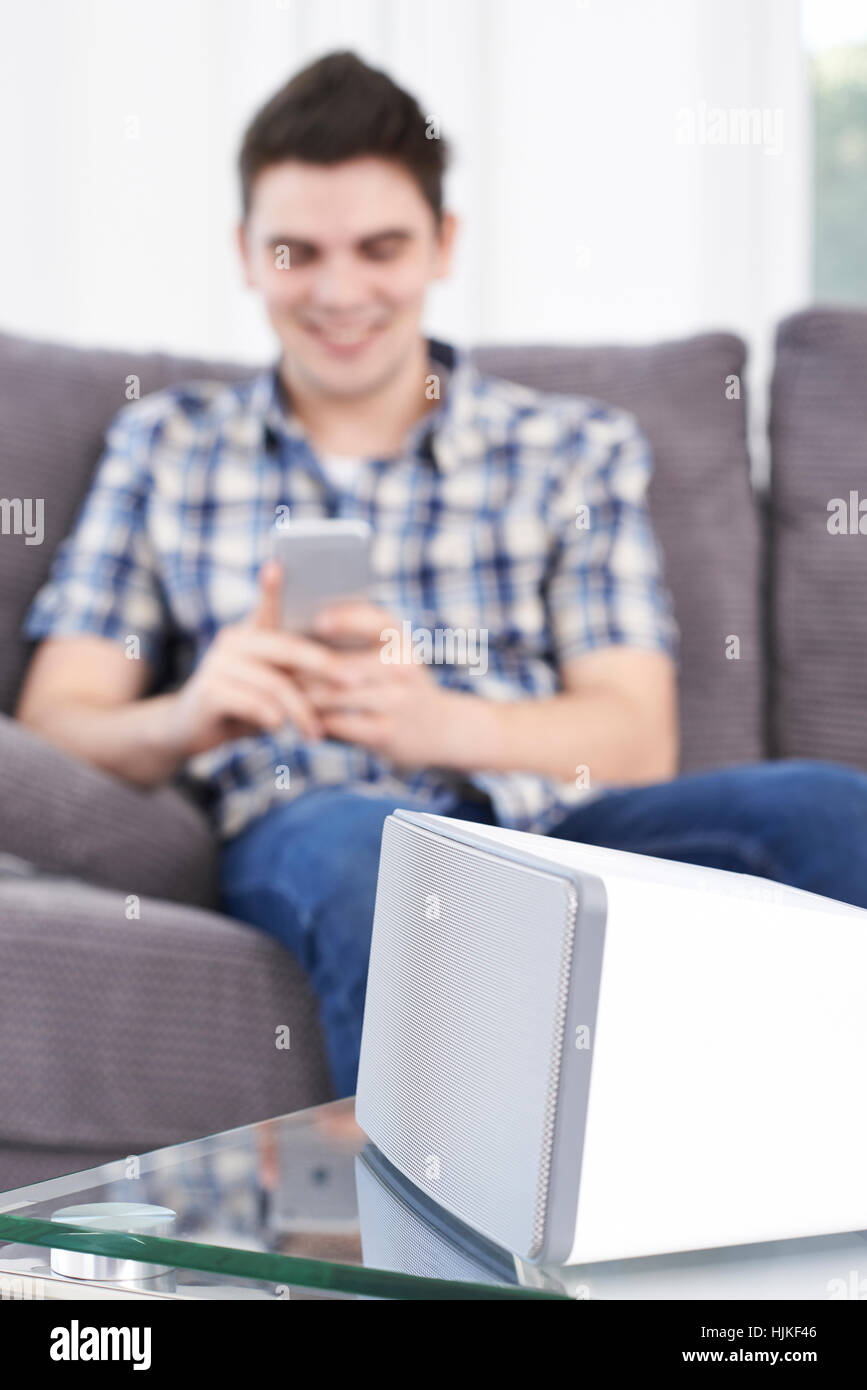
[309, 254, 365, 309]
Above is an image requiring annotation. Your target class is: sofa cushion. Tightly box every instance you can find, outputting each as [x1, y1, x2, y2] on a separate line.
[474, 338, 764, 771]
[769, 308, 867, 769]
[0, 875, 331, 1152]
[0, 714, 218, 906]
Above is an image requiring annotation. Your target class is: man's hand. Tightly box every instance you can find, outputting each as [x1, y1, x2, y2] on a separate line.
[15, 562, 361, 788]
[298, 600, 457, 769]
[301, 605, 679, 787]
[160, 562, 355, 757]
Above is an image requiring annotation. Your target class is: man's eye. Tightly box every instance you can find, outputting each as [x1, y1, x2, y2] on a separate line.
[364, 239, 405, 261]
[272, 243, 315, 267]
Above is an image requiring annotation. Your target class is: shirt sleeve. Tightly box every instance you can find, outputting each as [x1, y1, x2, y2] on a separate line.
[546, 406, 680, 667]
[23, 406, 167, 667]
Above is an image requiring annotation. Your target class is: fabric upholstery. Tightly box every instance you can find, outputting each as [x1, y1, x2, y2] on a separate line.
[0, 874, 332, 1153]
[769, 307, 867, 768]
[0, 714, 218, 907]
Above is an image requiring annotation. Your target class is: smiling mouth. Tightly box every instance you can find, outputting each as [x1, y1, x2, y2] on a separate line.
[303, 321, 387, 353]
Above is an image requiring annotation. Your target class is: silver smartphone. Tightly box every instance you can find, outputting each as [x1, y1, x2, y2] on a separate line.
[273, 518, 373, 636]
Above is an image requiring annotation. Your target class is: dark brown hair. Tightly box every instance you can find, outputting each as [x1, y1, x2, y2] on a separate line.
[239, 51, 449, 220]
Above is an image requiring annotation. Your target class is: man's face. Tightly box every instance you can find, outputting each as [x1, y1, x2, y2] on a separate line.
[239, 157, 456, 399]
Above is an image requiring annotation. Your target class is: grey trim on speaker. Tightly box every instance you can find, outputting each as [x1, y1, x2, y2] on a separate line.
[543, 866, 607, 1265]
[357, 1144, 521, 1285]
[389, 810, 608, 1266]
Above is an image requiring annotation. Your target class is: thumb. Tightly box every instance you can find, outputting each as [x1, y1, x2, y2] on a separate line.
[249, 560, 283, 629]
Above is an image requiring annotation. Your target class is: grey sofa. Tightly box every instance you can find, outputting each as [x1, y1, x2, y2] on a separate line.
[0, 308, 864, 1190]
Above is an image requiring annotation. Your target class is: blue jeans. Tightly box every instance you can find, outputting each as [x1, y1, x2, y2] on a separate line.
[219, 760, 867, 1098]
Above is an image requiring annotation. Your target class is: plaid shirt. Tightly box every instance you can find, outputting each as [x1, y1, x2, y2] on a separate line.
[24, 340, 678, 839]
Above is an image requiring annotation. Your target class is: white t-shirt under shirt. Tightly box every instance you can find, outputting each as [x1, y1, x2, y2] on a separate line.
[316, 361, 453, 491]
[318, 454, 366, 489]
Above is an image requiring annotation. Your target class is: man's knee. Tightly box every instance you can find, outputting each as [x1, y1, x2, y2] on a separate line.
[745, 759, 867, 829]
[262, 791, 399, 924]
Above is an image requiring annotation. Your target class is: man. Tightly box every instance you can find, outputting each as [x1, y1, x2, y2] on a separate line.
[18, 52, 867, 1098]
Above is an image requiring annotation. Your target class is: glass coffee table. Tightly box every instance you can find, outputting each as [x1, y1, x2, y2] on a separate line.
[0, 1099, 863, 1300]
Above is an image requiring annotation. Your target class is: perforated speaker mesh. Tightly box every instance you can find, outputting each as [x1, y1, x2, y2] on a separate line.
[356, 812, 591, 1261]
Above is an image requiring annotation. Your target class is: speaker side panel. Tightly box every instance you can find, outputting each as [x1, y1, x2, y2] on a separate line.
[356, 812, 605, 1262]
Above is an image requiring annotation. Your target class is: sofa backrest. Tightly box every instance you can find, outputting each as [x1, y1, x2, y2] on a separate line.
[0, 329, 763, 772]
[769, 308, 867, 770]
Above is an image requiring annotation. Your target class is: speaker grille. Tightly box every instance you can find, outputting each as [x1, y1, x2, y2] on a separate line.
[356, 813, 581, 1259]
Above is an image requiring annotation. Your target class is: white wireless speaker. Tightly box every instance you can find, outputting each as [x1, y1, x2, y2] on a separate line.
[355, 809, 867, 1266]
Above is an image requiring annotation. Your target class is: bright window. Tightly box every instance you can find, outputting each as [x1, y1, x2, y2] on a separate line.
[805, 1, 867, 303]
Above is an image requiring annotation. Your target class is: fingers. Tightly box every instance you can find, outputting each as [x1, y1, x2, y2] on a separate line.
[312, 600, 395, 646]
[319, 709, 388, 750]
[214, 675, 291, 736]
[248, 560, 284, 630]
[296, 648, 385, 694]
[229, 658, 323, 738]
[302, 679, 394, 715]
[230, 628, 358, 685]
[217, 664, 322, 741]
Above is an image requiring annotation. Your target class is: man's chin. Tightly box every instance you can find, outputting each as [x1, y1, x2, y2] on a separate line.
[282, 336, 418, 401]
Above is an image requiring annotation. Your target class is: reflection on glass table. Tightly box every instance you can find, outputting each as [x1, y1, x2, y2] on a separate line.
[0, 1101, 557, 1300]
[0, 1100, 863, 1300]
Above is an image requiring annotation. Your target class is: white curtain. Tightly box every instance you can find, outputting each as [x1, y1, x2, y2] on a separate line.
[0, 0, 808, 415]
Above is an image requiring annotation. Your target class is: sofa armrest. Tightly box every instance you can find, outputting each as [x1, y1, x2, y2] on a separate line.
[0, 876, 331, 1151]
[0, 714, 218, 907]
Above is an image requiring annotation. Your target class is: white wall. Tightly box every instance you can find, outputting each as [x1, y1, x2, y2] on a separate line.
[0, 0, 809, 396]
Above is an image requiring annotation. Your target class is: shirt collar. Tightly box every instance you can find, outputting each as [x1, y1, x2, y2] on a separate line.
[251, 367, 307, 448]
[251, 338, 491, 476]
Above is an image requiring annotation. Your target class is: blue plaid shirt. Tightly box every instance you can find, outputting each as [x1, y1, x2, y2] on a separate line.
[24, 340, 678, 839]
